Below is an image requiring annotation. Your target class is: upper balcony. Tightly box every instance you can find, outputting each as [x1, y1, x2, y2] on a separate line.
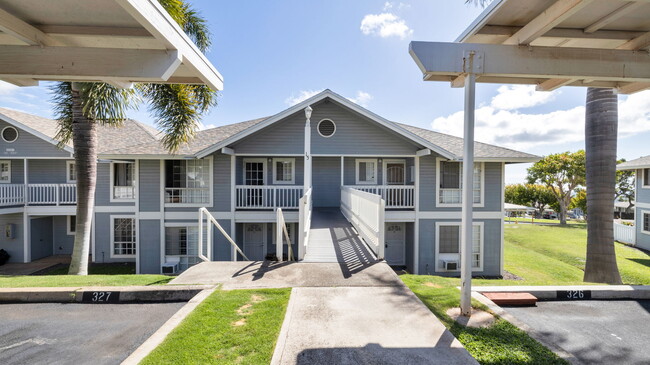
[0, 184, 77, 207]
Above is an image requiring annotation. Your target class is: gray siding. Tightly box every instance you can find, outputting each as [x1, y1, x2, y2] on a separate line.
[139, 160, 160, 212]
[28, 159, 68, 183]
[139, 220, 161, 274]
[313, 157, 341, 207]
[231, 101, 420, 155]
[405, 222, 415, 273]
[417, 218, 502, 277]
[636, 169, 650, 204]
[235, 156, 304, 187]
[213, 219, 233, 261]
[8, 159, 24, 184]
[213, 154, 231, 211]
[0, 213, 23, 262]
[52, 216, 74, 255]
[94, 213, 135, 263]
[96, 163, 136, 207]
[31, 217, 53, 260]
[0, 120, 71, 158]
[635, 209, 650, 251]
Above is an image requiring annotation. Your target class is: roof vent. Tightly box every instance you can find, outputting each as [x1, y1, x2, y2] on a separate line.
[317, 119, 336, 138]
[1, 126, 18, 143]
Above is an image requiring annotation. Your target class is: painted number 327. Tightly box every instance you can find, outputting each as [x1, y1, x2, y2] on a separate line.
[566, 290, 584, 299]
[91, 291, 112, 302]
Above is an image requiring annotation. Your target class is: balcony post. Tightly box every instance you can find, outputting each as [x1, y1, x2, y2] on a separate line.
[304, 106, 312, 194]
[23, 158, 27, 205]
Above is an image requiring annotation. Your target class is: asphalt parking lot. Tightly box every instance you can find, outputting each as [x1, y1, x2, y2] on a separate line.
[507, 300, 650, 365]
[0, 302, 185, 365]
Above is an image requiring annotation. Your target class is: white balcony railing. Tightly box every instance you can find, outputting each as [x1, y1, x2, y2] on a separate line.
[113, 186, 136, 200]
[344, 185, 415, 209]
[0, 184, 25, 206]
[235, 185, 303, 209]
[164, 187, 210, 204]
[0, 184, 77, 207]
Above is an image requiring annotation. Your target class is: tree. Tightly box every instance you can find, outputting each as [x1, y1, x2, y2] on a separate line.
[52, 0, 217, 275]
[583, 88, 622, 284]
[616, 159, 635, 208]
[505, 184, 556, 218]
[570, 188, 587, 218]
[527, 151, 586, 225]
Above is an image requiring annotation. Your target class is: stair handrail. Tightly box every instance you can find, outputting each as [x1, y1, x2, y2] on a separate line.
[198, 207, 249, 261]
[276, 208, 295, 262]
[298, 188, 312, 260]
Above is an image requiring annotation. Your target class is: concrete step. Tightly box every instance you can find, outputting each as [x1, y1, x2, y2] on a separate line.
[482, 292, 538, 306]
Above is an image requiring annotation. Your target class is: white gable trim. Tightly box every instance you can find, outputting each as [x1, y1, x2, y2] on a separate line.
[195, 90, 458, 160]
[0, 112, 74, 154]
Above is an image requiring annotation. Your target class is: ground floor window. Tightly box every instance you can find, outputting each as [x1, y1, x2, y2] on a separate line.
[67, 215, 76, 235]
[643, 212, 650, 233]
[435, 222, 483, 271]
[165, 225, 207, 271]
[111, 217, 136, 257]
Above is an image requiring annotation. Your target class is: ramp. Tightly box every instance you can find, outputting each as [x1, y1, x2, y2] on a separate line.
[303, 208, 376, 265]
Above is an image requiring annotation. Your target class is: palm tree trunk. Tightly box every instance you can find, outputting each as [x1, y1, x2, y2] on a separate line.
[68, 83, 97, 275]
[583, 87, 622, 284]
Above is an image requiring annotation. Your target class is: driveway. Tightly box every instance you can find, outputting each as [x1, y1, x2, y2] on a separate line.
[506, 300, 650, 365]
[0, 302, 184, 365]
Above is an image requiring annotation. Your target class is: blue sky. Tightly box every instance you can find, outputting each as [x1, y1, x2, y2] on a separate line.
[1, 0, 649, 183]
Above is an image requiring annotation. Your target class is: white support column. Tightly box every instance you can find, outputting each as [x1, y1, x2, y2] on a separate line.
[304, 106, 313, 194]
[460, 52, 477, 317]
[230, 155, 236, 261]
[414, 155, 420, 274]
[340, 156, 344, 187]
[23, 158, 29, 262]
[276, 209, 283, 263]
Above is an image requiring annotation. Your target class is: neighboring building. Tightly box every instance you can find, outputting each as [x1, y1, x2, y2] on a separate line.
[0, 90, 537, 276]
[614, 201, 634, 220]
[618, 157, 650, 250]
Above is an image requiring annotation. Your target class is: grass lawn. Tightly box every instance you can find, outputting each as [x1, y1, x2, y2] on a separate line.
[504, 217, 584, 225]
[0, 263, 172, 288]
[141, 288, 291, 365]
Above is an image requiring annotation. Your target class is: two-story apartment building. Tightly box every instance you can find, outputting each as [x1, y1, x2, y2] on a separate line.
[617, 157, 650, 251]
[0, 90, 537, 276]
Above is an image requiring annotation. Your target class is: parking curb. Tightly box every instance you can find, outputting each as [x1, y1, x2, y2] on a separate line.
[0, 285, 215, 303]
[473, 285, 650, 300]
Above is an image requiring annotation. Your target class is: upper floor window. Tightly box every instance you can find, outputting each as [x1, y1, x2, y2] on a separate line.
[66, 161, 76, 183]
[164, 158, 211, 204]
[356, 159, 377, 185]
[112, 162, 135, 200]
[0, 161, 10, 183]
[643, 169, 650, 188]
[273, 158, 295, 184]
[438, 161, 482, 206]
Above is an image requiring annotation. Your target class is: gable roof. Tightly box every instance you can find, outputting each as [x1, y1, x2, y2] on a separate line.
[618, 156, 650, 171]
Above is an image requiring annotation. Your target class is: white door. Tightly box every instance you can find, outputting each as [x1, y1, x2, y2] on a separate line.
[385, 223, 405, 265]
[244, 223, 266, 261]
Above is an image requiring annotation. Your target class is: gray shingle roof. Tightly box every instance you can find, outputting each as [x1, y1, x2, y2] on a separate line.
[618, 156, 650, 170]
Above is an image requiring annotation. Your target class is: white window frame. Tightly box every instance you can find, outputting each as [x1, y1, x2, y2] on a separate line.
[272, 158, 295, 185]
[355, 158, 378, 185]
[642, 169, 650, 189]
[1, 126, 18, 143]
[163, 156, 213, 208]
[0, 160, 10, 183]
[317, 119, 336, 138]
[434, 221, 484, 272]
[435, 158, 485, 208]
[110, 215, 137, 259]
[67, 215, 76, 235]
[641, 211, 650, 235]
[66, 161, 76, 183]
[382, 159, 406, 186]
[110, 161, 136, 202]
[243, 158, 267, 186]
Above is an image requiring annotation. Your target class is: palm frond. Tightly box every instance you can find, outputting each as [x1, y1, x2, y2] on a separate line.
[157, 0, 211, 52]
[78, 82, 139, 125]
[50, 82, 74, 147]
[465, 0, 490, 7]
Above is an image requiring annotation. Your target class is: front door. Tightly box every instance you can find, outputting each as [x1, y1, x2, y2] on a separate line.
[385, 223, 405, 266]
[243, 223, 266, 261]
[385, 161, 406, 206]
[244, 159, 265, 206]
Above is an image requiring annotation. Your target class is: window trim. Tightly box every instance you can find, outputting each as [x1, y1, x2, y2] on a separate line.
[355, 158, 378, 185]
[272, 158, 295, 185]
[67, 215, 76, 235]
[110, 215, 137, 259]
[66, 161, 76, 184]
[641, 211, 650, 235]
[382, 159, 406, 186]
[642, 169, 650, 189]
[243, 158, 267, 186]
[163, 156, 213, 208]
[110, 161, 136, 202]
[1, 126, 18, 143]
[317, 119, 336, 138]
[0, 160, 10, 184]
[435, 158, 485, 208]
[434, 221, 484, 273]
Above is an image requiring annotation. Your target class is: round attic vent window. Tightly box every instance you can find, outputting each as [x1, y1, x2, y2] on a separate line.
[1, 126, 18, 143]
[317, 119, 336, 138]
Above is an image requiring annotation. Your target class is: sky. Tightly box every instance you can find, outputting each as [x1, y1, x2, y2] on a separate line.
[1, 0, 649, 184]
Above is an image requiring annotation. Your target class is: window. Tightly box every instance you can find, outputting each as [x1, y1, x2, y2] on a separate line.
[165, 226, 207, 271]
[643, 212, 650, 233]
[436, 223, 482, 271]
[643, 169, 650, 188]
[0, 161, 10, 183]
[112, 162, 135, 200]
[438, 160, 483, 205]
[356, 159, 377, 184]
[317, 119, 336, 137]
[111, 217, 136, 257]
[66, 161, 76, 183]
[67, 216, 76, 235]
[164, 158, 211, 204]
[273, 158, 295, 184]
[1, 126, 18, 143]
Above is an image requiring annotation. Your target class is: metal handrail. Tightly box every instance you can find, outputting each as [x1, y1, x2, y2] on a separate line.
[276, 208, 294, 262]
[198, 207, 249, 261]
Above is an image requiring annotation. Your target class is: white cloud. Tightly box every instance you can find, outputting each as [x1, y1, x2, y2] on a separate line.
[490, 85, 557, 110]
[360, 13, 413, 39]
[348, 91, 373, 107]
[383, 2, 410, 11]
[285, 89, 324, 106]
[431, 88, 650, 150]
[199, 122, 216, 130]
[0, 81, 19, 96]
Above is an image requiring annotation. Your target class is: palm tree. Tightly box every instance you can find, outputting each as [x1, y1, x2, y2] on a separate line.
[583, 88, 622, 284]
[51, 0, 217, 275]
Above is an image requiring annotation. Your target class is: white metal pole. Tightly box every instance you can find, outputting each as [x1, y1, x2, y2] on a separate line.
[304, 106, 312, 193]
[460, 54, 476, 317]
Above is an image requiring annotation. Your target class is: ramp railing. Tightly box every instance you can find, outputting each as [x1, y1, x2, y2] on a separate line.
[276, 208, 295, 262]
[298, 188, 312, 260]
[198, 207, 249, 262]
[340, 186, 385, 259]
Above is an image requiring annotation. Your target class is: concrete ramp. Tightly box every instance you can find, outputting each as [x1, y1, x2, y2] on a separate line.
[303, 208, 376, 266]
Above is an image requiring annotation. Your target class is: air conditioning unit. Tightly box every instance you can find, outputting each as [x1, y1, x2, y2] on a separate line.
[443, 260, 458, 271]
[161, 262, 179, 275]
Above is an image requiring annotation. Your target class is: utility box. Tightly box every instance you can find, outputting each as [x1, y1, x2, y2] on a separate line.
[5, 224, 15, 239]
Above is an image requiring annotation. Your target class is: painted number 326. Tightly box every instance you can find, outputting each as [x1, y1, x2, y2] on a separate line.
[566, 290, 584, 299]
[91, 291, 112, 302]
